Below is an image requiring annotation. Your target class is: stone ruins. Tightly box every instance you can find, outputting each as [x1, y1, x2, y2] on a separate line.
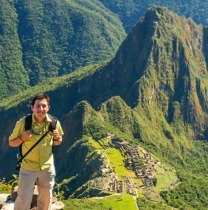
[88, 135, 160, 196]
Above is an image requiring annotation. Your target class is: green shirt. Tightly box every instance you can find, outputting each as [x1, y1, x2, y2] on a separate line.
[9, 114, 64, 171]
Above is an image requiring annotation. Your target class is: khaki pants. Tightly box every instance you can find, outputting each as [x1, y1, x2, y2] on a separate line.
[14, 166, 55, 210]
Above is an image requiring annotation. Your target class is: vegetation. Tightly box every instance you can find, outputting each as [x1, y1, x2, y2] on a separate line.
[2, 0, 208, 100]
[159, 140, 208, 210]
[1, 5, 208, 210]
[0, 182, 11, 194]
[0, 0, 30, 97]
[64, 194, 137, 210]
[71, 98, 208, 210]
[0, 0, 126, 99]
[56, 91, 208, 209]
[137, 197, 173, 210]
[0, 61, 108, 109]
[100, 0, 208, 31]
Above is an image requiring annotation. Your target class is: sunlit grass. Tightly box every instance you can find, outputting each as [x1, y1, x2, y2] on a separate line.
[88, 137, 136, 179]
[64, 194, 138, 210]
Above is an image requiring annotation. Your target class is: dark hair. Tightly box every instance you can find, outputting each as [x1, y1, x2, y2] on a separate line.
[31, 93, 50, 106]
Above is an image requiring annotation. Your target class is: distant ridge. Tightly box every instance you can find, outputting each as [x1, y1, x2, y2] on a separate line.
[100, 0, 208, 31]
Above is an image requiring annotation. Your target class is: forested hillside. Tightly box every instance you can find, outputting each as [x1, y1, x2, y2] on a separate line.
[1, 0, 208, 101]
[0, 0, 126, 99]
[100, 0, 208, 31]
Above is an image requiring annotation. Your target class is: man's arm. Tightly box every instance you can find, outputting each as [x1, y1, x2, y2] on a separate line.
[9, 130, 32, 147]
[9, 136, 24, 147]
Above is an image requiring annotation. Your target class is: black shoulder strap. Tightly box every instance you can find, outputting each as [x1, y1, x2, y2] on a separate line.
[48, 114, 57, 132]
[17, 131, 49, 165]
[19, 114, 32, 160]
[25, 114, 32, 131]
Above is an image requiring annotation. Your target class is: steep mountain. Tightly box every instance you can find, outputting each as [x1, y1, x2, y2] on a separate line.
[99, 0, 208, 31]
[0, 0, 126, 99]
[1, 6, 208, 209]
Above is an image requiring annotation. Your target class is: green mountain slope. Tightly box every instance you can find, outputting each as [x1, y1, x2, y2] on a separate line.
[1, 6, 208, 209]
[0, 1, 30, 96]
[0, 0, 126, 99]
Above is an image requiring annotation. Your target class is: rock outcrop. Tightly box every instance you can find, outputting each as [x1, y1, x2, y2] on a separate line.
[0, 185, 64, 210]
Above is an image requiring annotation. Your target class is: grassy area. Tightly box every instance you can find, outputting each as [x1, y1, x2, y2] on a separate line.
[107, 147, 135, 179]
[64, 194, 138, 210]
[0, 183, 11, 194]
[88, 137, 135, 179]
[155, 164, 179, 192]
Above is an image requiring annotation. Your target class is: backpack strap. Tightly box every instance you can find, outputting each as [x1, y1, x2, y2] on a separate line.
[48, 114, 57, 132]
[18, 114, 57, 160]
[19, 114, 32, 159]
[25, 114, 32, 131]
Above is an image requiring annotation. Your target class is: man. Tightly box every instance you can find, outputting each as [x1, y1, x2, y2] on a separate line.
[9, 93, 64, 210]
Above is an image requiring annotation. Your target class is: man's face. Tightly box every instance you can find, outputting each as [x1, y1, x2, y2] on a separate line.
[31, 99, 50, 120]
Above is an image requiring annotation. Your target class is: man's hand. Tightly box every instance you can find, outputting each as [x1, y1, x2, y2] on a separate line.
[9, 130, 32, 147]
[52, 129, 59, 140]
[52, 129, 62, 145]
[21, 130, 32, 141]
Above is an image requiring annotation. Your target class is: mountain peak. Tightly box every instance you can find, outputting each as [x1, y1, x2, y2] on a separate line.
[107, 6, 208, 139]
